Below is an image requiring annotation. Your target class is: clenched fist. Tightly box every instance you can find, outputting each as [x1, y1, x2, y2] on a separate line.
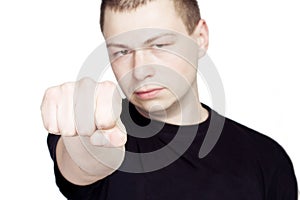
[41, 77, 127, 147]
[41, 78, 127, 181]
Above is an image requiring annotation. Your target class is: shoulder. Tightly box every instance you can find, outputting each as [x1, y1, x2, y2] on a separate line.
[224, 117, 286, 154]
[219, 117, 298, 198]
[219, 116, 295, 171]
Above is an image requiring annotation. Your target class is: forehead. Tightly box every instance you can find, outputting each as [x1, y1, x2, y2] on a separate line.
[102, 0, 188, 39]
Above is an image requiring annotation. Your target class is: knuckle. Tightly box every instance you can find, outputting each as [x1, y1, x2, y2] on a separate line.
[45, 86, 60, 98]
[78, 77, 96, 87]
[60, 82, 74, 93]
[42, 82, 73, 105]
[43, 87, 61, 106]
[48, 126, 59, 134]
[96, 119, 115, 129]
[42, 82, 75, 106]
[60, 129, 75, 137]
[96, 81, 121, 100]
[101, 80, 116, 88]
[97, 81, 117, 94]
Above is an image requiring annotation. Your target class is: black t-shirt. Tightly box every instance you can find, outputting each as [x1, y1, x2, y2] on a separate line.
[47, 101, 298, 200]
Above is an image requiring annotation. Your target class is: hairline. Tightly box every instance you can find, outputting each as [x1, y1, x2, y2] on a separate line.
[100, 0, 201, 35]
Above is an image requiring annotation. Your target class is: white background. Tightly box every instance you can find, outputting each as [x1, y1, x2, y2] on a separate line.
[0, 0, 299, 199]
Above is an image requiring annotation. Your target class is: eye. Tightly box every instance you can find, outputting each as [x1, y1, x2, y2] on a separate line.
[114, 49, 131, 57]
[152, 44, 166, 48]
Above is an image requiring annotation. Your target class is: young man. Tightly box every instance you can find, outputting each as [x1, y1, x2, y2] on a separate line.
[41, 0, 298, 199]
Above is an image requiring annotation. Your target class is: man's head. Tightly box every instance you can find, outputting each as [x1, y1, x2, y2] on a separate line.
[99, 0, 209, 119]
[100, 0, 201, 35]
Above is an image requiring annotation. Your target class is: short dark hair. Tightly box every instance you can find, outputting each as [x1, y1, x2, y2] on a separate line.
[100, 0, 201, 35]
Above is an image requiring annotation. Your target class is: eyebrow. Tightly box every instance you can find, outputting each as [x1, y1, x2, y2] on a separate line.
[144, 33, 177, 44]
[106, 43, 129, 49]
[106, 33, 177, 48]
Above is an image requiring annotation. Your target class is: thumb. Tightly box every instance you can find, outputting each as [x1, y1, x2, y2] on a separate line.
[90, 126, 127, 148]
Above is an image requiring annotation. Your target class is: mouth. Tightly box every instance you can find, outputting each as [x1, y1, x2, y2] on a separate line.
[134, 87, 164, 100]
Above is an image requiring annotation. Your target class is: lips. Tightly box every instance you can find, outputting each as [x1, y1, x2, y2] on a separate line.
[134, 88, 164, 100]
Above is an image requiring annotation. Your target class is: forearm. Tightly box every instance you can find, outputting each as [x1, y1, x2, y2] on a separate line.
[56, 136, 125, 186]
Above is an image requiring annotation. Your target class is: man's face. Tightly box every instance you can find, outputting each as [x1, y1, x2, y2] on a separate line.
[103, 0, 204, 114]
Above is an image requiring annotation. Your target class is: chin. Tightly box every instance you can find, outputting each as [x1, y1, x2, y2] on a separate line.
[133, 98, 176, 115]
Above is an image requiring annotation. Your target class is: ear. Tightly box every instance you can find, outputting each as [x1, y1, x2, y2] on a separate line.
[191, 19, 209, 58]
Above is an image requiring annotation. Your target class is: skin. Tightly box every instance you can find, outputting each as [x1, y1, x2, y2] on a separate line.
[103, 0, 209, 125]
[41, 0, 210, 186]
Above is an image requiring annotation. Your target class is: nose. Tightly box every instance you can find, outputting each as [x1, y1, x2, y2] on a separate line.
[132, 49, 155, 81]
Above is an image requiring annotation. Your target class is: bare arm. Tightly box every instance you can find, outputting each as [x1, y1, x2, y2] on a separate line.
[56, 137, 125, 185]
[42, 78, 126, 186]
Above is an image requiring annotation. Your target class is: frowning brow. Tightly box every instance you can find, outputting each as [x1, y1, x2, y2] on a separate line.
[106, 43, 130, 49]
[144, 33, 177, 44]
[106, 33, 177, 48]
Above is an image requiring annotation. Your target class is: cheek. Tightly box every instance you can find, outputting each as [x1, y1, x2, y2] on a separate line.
[111, 64, 135, 98]
[111, 63, 129, 81]
[162, 56, 197, 81]
[110, 54, 135, 80]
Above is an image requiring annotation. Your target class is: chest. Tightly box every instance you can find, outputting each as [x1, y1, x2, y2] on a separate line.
[105, 159, 264, 200]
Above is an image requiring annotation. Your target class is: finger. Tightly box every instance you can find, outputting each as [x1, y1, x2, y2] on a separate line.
[57, 91, 76, 137]
[74, 78, 97, 136]
[41, 90, 59, 134]
[94, 81, 122, 130]
[90, 127, 127, 148]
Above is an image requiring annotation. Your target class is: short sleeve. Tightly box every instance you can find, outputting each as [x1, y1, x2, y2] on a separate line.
[251, 133, 299, 200]
[265, 151, 298, 200]
[47, 134, 106, 200]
